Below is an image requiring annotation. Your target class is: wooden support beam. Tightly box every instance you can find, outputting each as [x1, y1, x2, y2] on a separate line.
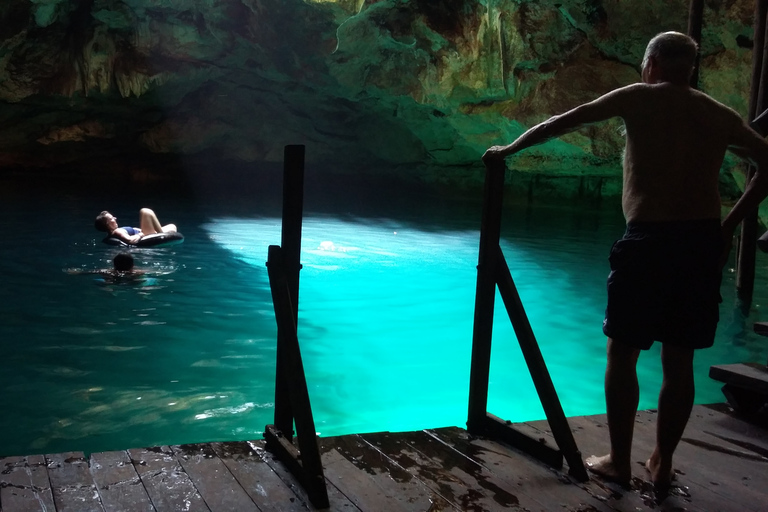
[737, 0, 768, 304]
[281, 144, 305, 322]
[274, 144, 306, 437]
[265, 245, 329, 509]
[264, 425, 328, 508]
[475, 413, 563, 470]
[467, 158, 506, 429]
[710, 363, 768, 417]
[710, 363, 768, 394]
[495, 247, 588, 481]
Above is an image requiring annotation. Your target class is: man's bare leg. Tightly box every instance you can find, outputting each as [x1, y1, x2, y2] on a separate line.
[139, 208, 176, 234]
[586, 338, 640, 485]
[646, 344, 695, 491]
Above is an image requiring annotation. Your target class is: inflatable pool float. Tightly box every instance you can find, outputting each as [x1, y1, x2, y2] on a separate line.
[103, 231, 185, 248]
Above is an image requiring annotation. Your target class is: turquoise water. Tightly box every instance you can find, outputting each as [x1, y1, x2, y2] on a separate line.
[1, 174, 767, 458]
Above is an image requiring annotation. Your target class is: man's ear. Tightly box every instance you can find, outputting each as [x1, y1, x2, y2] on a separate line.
[645, 56, 660, 83]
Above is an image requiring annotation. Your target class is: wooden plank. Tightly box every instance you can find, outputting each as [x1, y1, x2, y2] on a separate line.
[317, 435, 451, 511]
[428, 426, 615, 512]
[688, 404, 768, 450]
[0, 454, 56, 512]
[753, 321, 768, 336]
[529, 414, 731, 511]
[211, 441, 308, 512]
[526, 415, 672, 511]
[710, 363, 768, 394]
[128, 446, 209, 512]
[260, 440, 360, 511]
[574, 410, 763, 512]
[475, 413, 562, 470]
[46, 451, 103, 512]
[634, 409, 766, 510]
[90, 450, 154, 512]
[362, 430, 524, 511]
[523, 416, 615, 473]
[169, 443, 259, 512]
[644, 408, 768, 511]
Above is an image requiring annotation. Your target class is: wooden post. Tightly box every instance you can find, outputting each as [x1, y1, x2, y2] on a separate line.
[737, 0, 768, 304]
[264, 147, 329, 509]
[274, 145, 306, 438]
[265, 246, 329, 509]
[467, 159, 588, 481]
[687, 0, 704, 89]
[281, 145, 305, 323]
[467, 159, 506, 430]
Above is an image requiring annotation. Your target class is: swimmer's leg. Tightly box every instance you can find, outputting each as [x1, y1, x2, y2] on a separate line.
[139, 208, 176, 234]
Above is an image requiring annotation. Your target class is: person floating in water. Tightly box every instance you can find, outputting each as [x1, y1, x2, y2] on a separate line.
[483, 31, 768, 494]
[66, 252, 147, 281]
[94, 208, 177, 245]
[112, 252, 142, 274]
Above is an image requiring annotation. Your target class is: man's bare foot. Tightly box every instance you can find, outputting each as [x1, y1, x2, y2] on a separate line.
[585, 454, 631, 486]
[645, 458, 675, 493]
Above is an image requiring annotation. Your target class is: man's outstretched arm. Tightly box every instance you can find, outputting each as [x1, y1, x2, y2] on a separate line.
[482, 86, 632, 162]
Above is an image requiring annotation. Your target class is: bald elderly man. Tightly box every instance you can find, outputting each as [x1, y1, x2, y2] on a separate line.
[484, 31, 768, 492]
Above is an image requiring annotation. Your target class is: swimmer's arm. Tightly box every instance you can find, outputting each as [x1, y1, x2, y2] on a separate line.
[65, 268, 108, 275]
[111, 228, 142, 244]
[483, 86, 633, 161]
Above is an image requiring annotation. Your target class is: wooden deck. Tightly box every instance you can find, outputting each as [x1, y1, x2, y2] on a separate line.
[1, 403, 766, 512]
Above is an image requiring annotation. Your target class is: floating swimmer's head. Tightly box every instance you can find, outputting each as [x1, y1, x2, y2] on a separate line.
[94, 211, 117, 232]
[113, 252, 134, 272]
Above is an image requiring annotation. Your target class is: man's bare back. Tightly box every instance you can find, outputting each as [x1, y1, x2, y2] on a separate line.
[617, 83, 741, 222]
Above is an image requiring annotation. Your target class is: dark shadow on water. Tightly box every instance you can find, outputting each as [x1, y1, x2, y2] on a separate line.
[0, 174, 289, 456]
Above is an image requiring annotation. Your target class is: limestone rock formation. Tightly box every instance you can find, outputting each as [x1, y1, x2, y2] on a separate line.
[0, 0, 756, 198]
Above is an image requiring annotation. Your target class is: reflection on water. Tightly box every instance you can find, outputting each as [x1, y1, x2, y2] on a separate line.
[1, 180, 767, 458]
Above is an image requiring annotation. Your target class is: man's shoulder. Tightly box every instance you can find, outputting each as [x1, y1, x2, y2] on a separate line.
[689, 89, 744, 124]
[598, 83, 652, 105]
[601, 82, 645, 97]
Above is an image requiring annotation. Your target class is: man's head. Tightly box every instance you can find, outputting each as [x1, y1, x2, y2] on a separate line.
[641, 31, 698, 85]
[94, 211, 117, 232]
[113, 252, 134, 272]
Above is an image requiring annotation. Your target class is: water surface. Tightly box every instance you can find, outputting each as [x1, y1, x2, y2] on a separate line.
[1, 173, 766, 457]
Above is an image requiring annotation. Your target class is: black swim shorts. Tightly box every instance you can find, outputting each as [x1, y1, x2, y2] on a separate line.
[602, 219, 723, 350]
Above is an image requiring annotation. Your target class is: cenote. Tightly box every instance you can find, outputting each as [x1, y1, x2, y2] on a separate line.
[1, 170, 767, 458]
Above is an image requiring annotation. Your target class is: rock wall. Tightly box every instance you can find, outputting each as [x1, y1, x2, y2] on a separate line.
[0, 0, 756, 199]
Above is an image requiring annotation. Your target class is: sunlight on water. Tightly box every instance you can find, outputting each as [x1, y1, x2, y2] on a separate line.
[204, 216, 485, 435]
[202, 214, 768, 438]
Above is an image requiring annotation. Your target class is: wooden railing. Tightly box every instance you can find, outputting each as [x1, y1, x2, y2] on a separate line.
[264, 145, 329, 508]
[467, 158, 589, 482]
